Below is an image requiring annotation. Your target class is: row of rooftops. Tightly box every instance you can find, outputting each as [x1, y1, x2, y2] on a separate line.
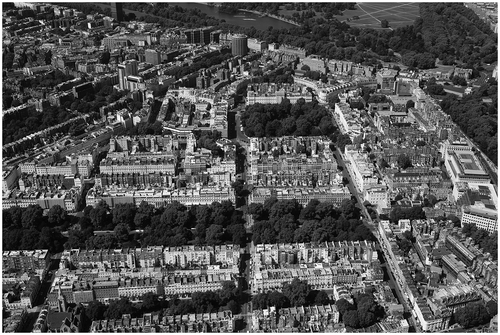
[91, 310, 233, 331]
[254, 266, 358, 280]
[53, 273, 234, 291]
[254, 240, 375, 251]
[87, 186, 234, 198]
[65, 244, 239, 257]
[3, 188, 77, 201]
[100, 157, 177, 165]
[432, 283, 478, 302]
[251, 155, 335, 164]
[252, 186, 349, 197]
[255, 304, 339, 318]
[3, 250, 49, 259]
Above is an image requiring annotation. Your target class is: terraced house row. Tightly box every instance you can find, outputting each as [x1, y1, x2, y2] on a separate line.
[47, 272, 237, 306]
[61, 244, 241, 270]
[91, 311, 235, 333]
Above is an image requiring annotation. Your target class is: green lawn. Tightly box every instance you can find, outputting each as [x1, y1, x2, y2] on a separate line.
[336, 2, 421, 29]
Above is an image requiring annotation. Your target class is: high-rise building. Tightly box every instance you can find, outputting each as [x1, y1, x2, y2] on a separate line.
[184, 27, 212, 45]
[117, 60, 138, 90]
[231, 34, 248, 56]
[110, 3, 124, 22]
[117, 64, 126, 90]
[145, 49, 161, 65]
[124, 59, 138, 76]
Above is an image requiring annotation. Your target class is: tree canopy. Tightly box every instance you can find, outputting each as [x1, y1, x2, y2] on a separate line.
[251, 198, 374, 245]
[241, 100, 335, 138]
[335, 293, 385, 329]
[454, 301, 494, 329]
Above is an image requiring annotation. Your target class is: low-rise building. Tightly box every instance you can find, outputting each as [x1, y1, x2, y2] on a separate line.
[252, 304, 340, 332]
[86, 186, 236, 208]
[91, 310, 235, 333]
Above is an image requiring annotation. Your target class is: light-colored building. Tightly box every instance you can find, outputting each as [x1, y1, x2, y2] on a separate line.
[86, 186, 236, 208]
[461, 204, 497, 233]
[344, 146, 379, 192]
[444, 149, 490, 186]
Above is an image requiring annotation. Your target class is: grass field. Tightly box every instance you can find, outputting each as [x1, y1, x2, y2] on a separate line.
[337, 2, 421, 30]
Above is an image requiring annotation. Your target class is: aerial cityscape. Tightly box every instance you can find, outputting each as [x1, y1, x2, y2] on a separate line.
[1, 1, 498, 333]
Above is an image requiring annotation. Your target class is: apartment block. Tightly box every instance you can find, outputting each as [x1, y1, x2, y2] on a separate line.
[428, 284, 480, 313]
[461, 205, 498, 234]
[444, 234, 479, 268]
[248, 136, 337, 187]
[3, 250, 49, 274]
[2, 275, 41, 310]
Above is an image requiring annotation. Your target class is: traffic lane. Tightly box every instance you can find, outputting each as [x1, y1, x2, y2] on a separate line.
[235, 113, 250, 144]
[380, 261, 418, 331]
[335, 149, 375, 232]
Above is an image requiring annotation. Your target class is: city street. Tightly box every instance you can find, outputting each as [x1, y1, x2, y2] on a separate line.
[335, 148, 377, 235]
[334, 145, 418, 330]
[234, 107, 250, 146]
[379, 252, 420, 332]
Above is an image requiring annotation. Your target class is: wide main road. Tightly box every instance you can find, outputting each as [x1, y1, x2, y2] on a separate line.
[335, 148, 378, 235]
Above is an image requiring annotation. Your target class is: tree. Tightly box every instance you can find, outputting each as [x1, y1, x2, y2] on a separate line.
[218, 281, 237, 304]
[486, 300, 497, 318]
[112, 203, 137, 230]
[313, 290, 330, 305]
[6, 206, 23, 229]
[343, 310, 360, 328]
[206, 224, 225, 245]
[227, 223, 246, 245]
[339, 199, 359, 220]
[405, 100, 415, 111]
[140, 292, 159, 312]
[21, 204, 44, 229]
[89, 201, 110, 229]
[414, 270, 426, 283]
[114, 222, 130, 243]
[451, 75, 467, 87]
[99, 51, 110, 65]
[268, 291, 290, 309]
[342, 177, 350, 186]
[397, 154, 412, 169]
[252, 293, 269, 310]
[47, 205, 68, 227]
[20, 228, 41, 250]
[85, 234, 118, 250]
[454, 302, 492, 329]
[231, 180, 245, 197]
[381, 19, 389, 28]
[86, 300, 107, 321]
[336, 298, 354, 315]
[64, 229, 88, 250]
[104, 298, 136, 320]
[134, 201, 154, 229]
[282, 279, 311, 307]
[226, 300, 241, 314]
[191, 291, 221, 313]
[248, 203, 265, 220]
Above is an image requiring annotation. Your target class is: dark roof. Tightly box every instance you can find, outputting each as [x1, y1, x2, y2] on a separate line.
[47, 311, 72, 329]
